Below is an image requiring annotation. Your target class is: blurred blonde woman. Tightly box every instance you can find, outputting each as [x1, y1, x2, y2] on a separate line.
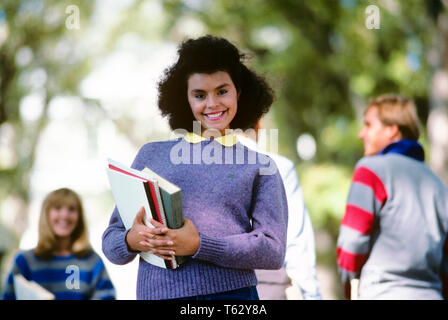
[2, 188, 115, 300]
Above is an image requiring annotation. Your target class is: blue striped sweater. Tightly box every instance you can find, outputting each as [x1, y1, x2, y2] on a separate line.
[2, 249, 115, 300]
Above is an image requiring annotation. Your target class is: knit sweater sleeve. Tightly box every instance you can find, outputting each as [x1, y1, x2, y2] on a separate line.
[102, 206, 138, 265]
[192, 169, 288, 270]
[336, 159, 388, 283]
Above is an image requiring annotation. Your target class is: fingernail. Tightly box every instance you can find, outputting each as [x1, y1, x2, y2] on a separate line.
[167, 241, 173, 245]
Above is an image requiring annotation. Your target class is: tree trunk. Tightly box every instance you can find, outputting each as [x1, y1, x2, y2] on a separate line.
[427, 10, 448, 185]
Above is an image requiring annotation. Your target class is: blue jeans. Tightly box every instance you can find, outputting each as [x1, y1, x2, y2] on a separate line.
[168, 286, 259, 300]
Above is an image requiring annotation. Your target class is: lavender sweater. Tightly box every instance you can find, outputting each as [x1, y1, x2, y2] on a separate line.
[102, 137, 288, 299]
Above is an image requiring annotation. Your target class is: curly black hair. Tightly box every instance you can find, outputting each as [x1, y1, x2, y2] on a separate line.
[157, 35, 275, 131]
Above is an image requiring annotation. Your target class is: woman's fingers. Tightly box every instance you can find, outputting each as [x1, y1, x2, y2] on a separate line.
[149, 239, 174, 247]
[132, 207, 147, 226]
[134, 218, 176, 259]
[139, 239, 174, 248]
[138, 232, 173, 244]
[139, 228, 169, 238]
[149, 218, 165, 228]
[140, 227, 168, 236]
[138, 243, 176, 258]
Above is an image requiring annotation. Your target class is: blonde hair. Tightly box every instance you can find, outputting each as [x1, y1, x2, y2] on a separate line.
[366, 94, 421, 141]
[34, 188, 91, 259]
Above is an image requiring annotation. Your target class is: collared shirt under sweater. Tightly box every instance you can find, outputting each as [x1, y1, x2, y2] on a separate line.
[102, 136, 288, 300]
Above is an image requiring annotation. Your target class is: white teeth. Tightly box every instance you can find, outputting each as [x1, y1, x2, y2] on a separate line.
[206, 111, 224, 119]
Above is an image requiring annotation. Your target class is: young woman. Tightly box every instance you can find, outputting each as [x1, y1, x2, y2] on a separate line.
[2, 188, 115, 300]
[102, 35, 288, 300]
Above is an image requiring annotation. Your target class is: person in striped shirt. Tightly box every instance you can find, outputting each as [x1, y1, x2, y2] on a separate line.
[2, 188, 115, 300]
[336, 94, 448, 300]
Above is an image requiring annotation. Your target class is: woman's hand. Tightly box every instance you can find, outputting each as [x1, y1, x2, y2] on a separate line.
[125, 207, 174, 258]
[138, 217, 201, 260]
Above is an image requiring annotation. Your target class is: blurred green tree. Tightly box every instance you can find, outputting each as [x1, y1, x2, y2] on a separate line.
[425, 0, 448, 184]
[0, 0, 95, 257]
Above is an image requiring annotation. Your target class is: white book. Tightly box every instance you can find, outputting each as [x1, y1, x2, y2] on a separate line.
[13, 274, 55, 300]
[108, 158, 167, 226]
[106, 158, 178, 269]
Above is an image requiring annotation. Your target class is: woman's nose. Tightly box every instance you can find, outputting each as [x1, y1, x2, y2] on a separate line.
[206, 95, 217, 108]
[59, 206, 71, 217]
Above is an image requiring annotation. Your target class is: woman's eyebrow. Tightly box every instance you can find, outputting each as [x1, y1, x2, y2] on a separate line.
[190, 83, 231, 93]
[215, 83, 230, 90]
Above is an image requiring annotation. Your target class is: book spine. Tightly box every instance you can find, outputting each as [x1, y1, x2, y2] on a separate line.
[152, 180, 167, 226]
[159, 190, 173, 228]
[152, 182, 176, 269]
[171, 191, 184, 229]
[159, 190, 184, 269]
[143, 182, 159, 222]
[143, 182, 173, 269]
[175, 255, 188, 266]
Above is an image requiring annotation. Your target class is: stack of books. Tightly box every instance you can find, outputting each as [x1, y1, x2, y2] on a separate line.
[106, 158, 186, 269]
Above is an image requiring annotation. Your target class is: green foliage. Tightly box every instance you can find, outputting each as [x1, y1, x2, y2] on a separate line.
[298, 163, 352, 236]
[0, 0, 95, 229]
[319, 116, 364, 166]
[0, 0, 93, 245]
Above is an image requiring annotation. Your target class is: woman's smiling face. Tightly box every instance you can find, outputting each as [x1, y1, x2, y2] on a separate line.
[187, 71, 238, 135]
[48, 203, 79, 239]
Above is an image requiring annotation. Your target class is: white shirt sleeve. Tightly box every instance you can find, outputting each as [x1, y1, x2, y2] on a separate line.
[236, 135, 322, 299]
[281, 160, 322, 300]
